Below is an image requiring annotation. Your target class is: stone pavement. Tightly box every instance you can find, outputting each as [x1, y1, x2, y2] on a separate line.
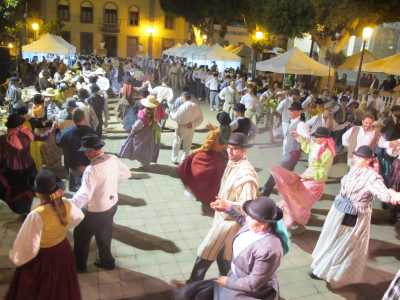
[0, 101, 399, 300]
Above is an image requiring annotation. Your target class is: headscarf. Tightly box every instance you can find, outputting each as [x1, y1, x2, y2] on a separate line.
[7, 126, 34, 150]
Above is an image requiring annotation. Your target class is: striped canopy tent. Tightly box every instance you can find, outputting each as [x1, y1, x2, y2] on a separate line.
[256, 47, 331, 76]
[338, 50, 376, 71]
[363, 52, 400, 75]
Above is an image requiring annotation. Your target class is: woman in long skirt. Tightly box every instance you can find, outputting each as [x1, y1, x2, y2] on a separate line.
[270, 127, 335, 231]
[6, 168, 84, 300]
[119, 95, 165, 166]
[310, 146, 400, 288]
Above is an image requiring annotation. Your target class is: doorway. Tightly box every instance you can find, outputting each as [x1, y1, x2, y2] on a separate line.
[104, 35, 118, 57]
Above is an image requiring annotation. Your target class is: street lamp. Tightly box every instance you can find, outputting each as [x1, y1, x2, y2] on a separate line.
[31, 22, 39, 40]
[202, 34, 207, 43]
[8, 43, 14, 49]
[146, 26, 155, 58]
[354, 26, 373, 99]
[251, 30, 264, 79]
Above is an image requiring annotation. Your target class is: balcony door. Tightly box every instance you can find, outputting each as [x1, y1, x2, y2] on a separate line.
[104, 35, 118, 57]
[127, 36, 138, 58]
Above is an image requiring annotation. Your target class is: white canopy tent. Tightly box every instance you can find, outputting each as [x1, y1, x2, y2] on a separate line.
[362, 52, 400, 75]
[193, 44, 241, 69]
[162, 43, 241, 69]
[256, 47, 331, 76]
[22, 33, 76, 61]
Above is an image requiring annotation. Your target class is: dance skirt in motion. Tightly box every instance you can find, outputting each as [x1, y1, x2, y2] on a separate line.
[270, 165, 325, 227]
[177, 150, 226, 206]
[6, 239, 81, 300]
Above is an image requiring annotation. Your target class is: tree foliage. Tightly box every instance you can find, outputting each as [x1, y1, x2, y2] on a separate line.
[0, 0, 24, 33]
[161, 0, 400, 52]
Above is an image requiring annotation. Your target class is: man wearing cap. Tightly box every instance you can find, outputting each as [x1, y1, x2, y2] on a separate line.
[185, 132, 258, 283]
[72, 134, 131, 272]
[170, 92, 203, 164]
[260, 101, 308, 196]
[230, 103, 257, 140]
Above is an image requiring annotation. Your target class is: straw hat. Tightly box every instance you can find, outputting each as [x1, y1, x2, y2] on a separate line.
[94, 67, 106, 75]
[42, 88, 57, 97]
[140, 95, 160, 109]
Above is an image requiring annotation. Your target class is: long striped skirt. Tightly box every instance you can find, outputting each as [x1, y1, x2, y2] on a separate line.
[311, 205, 371, 287]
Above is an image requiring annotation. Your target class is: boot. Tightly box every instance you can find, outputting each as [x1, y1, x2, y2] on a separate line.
[187, 257, 213, 283]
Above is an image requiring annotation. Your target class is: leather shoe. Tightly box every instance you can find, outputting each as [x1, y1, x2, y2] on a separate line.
[94, 260, 115, 270]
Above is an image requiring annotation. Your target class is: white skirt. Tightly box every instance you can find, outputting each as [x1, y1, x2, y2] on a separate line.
[311, 205, 371, 287]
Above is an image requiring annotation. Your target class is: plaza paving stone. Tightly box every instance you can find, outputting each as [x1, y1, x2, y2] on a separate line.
[0, 101, 399, 299]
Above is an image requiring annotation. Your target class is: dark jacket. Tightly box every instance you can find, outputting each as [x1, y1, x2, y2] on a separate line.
[56, 125, 95, 168]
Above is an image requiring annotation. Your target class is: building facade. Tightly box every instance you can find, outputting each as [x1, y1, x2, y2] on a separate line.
[34, 0, 189, 58]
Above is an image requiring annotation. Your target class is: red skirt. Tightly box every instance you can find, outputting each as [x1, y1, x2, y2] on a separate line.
[6, 239, 81, 300]
[177, 151, 226, 205]
[270, 165, 325, 227]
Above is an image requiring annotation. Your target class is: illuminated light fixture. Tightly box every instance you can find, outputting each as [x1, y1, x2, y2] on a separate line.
[202, 34, 207, 40]
[8, 43, 14, 49]
[31, 22, 40, 31]
[255, 31, 264, 40]
[146, 27, 155, 35]
[362, 26, 373, 40]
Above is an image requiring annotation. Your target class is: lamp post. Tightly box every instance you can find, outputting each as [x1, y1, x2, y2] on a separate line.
[202, 34, 207, 45]
[354, 26, 373, 100]
[31, 22, 39, 41]
[146, 26, 155, 58]
[251, 31, 264, 79]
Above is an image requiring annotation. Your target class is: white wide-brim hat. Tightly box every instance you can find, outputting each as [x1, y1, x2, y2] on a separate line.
[140, 95, 160, 109]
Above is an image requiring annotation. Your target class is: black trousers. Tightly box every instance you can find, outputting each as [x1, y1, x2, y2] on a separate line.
[73, 204, 117, 271]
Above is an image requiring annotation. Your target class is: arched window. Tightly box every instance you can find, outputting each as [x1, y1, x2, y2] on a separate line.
[104, 2, 118, 25]
[57, 0, 70, 21]
[81, 1, 93, 23]
[128, 5, 139, 26]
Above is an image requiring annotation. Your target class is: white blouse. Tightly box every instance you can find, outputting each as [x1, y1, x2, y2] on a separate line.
[9, 200, 84, 267]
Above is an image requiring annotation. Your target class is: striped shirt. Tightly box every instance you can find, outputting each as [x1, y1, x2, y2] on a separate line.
[383, 270, 400, 300]
[339, 167, 391, 213]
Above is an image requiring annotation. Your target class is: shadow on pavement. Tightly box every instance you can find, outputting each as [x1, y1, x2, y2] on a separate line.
[131, 164, 178, 178]
[112, 224, 180, 254]
[291, 229, 320, 254]
[327, 266, 393, 300]
[118, 194, 146, 207]
[368, 239, 400, 261]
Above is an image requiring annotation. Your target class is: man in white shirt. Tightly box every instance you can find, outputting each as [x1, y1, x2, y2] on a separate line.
[366, 90, 385, 117]
[240, 85, 261, 123]
[276, 89, 301, 136]
[219, 80, 237, 119]
[170, 93, 203, 164]
[95, 68, 111, 127]
[147, 79, 174, 129]
[72, 134, 131, 272]
[342, 112, 381, 165]
[206, 72, 220, 111]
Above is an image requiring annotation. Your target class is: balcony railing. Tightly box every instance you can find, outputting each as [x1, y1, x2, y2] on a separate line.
[99, 18, 121, 33]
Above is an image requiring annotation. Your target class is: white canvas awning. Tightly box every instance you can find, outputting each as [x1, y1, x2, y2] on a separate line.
[22, 33, 76, 57]
[256, 47, 331, 76]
